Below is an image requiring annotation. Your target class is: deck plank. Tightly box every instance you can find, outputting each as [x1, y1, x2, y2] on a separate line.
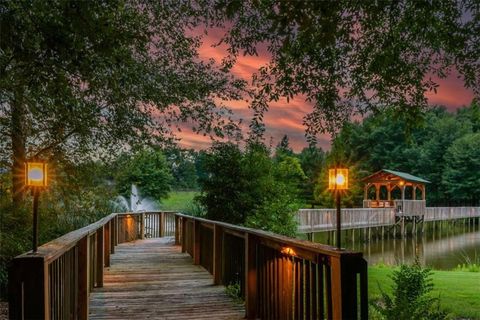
[89, 238, 244, 319]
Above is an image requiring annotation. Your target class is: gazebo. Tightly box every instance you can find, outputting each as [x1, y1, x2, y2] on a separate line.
[362, 169, 430, 216]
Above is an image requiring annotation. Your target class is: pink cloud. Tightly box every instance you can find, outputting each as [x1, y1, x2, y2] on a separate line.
[176, 27, 475, 152]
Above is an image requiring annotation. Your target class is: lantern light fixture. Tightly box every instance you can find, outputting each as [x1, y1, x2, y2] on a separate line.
[25, 162, 48, 187]
[328, 168, 349, 190]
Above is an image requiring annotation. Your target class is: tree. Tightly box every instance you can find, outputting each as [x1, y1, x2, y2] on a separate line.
[209, 1, 479, 140]
[196, 141, 302, 236]
[115, 149, 173, 201]
[196, 142, 247, 224]
[0, 0, 244, 205]
[298, 144, 325, 205]
[442, 133, 480, 206]
[274, 134, 293, 160]
[164, 147, 199, 190]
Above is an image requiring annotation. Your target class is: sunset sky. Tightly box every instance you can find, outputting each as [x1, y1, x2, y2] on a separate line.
[177, 29, 476, 152]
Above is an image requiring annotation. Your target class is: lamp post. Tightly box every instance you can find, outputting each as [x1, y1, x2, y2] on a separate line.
[328, 168, 349, 250]
[25, 161, 48, 253]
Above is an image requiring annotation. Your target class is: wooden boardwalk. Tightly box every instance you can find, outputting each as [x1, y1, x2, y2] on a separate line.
[89, 237, 245, 319]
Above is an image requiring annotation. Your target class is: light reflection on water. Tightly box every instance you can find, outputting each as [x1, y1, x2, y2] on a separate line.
[312, 221, 480, 270]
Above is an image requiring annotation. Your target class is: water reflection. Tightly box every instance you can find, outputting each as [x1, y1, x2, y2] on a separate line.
[312, 221, 480, 269]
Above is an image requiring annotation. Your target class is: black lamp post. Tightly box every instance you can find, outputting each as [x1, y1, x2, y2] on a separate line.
[328, 168, 349, 250]
[25, 161, 48, 253]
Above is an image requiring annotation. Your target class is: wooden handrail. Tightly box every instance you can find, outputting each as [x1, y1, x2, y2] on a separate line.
[8, 211, 175, 320]
[9, 211, 368, 320]
[175, 213, 368, 319]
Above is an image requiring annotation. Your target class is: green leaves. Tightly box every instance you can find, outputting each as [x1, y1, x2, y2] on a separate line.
[372, 261, 449, 320]
[210, 0, 479, 137]
[115, 149, 173, 201]
[196, 141, 303, 236]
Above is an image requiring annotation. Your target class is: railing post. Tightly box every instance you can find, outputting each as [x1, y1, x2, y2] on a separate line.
[193, 220, 201, 265]
[175, 215, 180, 245]
[245, 233, 258, 319]
[213, 224, 223, 285]
[77, 236, 89, 320]
[160, 212, 165, 237]
[104, 221, 111, 267]
[110, 219, 115, 254]
[8, 255, 49, 320]
[330, 254, 367, 319]
[96, 226, 105, 287]
[140, 212, 145, 239]
[181, 218, 187, 253]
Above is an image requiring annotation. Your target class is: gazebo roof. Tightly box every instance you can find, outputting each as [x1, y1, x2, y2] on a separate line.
[363, 169, 430, 184]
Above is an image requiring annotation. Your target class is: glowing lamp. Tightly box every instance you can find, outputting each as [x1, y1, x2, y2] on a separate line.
[25, 162, 48, 187]
[399, 180, 405, 187]
[328, 168, 349, 190]
[281, 247, 296, 256]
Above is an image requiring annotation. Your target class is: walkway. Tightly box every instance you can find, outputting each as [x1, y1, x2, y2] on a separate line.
[89, 238, 245, 319]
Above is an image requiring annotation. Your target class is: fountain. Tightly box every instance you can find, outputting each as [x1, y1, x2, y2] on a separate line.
[113, 184, 159, 212]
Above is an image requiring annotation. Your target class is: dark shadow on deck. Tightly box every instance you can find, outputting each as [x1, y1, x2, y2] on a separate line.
[89, 238, 245, 319]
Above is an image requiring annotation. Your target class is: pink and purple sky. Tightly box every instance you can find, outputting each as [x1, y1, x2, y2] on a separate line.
[178, 30, 475, 152]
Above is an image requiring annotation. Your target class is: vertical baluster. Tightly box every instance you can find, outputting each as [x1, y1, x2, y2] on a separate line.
[325, 263, 333, 319]
[78, 236, 89, 319]
[311, 262, 318, 319]
[318, 262, 325, 319]
[245, 233, 257, 319]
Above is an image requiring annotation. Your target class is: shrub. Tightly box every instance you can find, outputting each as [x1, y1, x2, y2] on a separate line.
[372, 260, 449, 320]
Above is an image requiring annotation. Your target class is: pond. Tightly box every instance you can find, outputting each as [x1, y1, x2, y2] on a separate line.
[311, 220, 480, 270]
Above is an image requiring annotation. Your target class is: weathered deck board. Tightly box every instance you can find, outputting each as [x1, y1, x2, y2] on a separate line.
[89, 237, 245, 319]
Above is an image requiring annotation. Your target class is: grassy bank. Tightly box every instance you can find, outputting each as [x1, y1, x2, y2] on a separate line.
[369, 266, 480, 319]
[160, 191, 198, 212]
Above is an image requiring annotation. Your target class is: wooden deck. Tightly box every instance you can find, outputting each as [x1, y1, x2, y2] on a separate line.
[89, 237, 245, 319]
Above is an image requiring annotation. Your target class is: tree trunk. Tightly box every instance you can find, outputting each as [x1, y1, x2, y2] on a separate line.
[11, 93, 27, 206]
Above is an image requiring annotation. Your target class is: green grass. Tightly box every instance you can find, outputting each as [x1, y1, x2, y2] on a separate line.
[160, 191, 198, 212]
[369, 266, 480, 319]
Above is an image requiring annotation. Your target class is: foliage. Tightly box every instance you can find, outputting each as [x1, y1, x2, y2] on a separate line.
[164, 148, 199, 190]
[320, 102, 479, 207]
[369, 266, 480, 319]
[196, 142, 303, 236]
[0, 0, 244, 204]
[442, 133, 480, 204]
[196, 142, 246, 224]
[115, 149, 173, 201]
[453, 263, 480, 273]
[372, 261, 448, 320]
[298, 144, 325, 205]
[225, 282, 243, 303]
[274, 134, 294, 160]
[210, 0, 479, 140]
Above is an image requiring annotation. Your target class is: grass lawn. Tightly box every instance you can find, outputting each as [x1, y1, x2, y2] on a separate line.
[160, 190, 198, 212]
[369, 266, 480, 319]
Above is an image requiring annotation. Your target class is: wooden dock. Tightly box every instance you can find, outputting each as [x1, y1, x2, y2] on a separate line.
[89, 237, 244, 319]
[297, 207, 480, 233]
[9, 211, 368, 320]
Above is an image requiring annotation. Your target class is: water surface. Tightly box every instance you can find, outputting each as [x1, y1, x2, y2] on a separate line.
[311, 221, 480, 270]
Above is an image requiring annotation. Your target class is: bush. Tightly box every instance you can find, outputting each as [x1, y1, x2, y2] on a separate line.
[372, 260, 449, 320]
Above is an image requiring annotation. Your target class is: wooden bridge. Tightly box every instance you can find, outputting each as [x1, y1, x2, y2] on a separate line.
[297, 207, 480, 233]
[9, 211, 368, 320]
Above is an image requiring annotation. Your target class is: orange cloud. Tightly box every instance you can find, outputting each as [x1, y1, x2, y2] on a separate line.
[177, 27, 475, 152]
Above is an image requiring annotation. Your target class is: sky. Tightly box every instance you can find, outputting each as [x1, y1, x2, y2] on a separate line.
[177, 29, 475, 152]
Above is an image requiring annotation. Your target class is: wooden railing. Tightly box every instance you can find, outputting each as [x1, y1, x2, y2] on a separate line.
[424, 207, 480, 221]
[298, 208, 396, 233]
[176, 213, 368, 320]
[8, 211, 175, 320]
[9, 211, 368, 319]
[298, 206, 480, 233]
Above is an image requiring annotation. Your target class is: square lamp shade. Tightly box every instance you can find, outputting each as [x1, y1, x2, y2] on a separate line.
[328, 168, 348, 190]
[25, 162, 48, 187]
